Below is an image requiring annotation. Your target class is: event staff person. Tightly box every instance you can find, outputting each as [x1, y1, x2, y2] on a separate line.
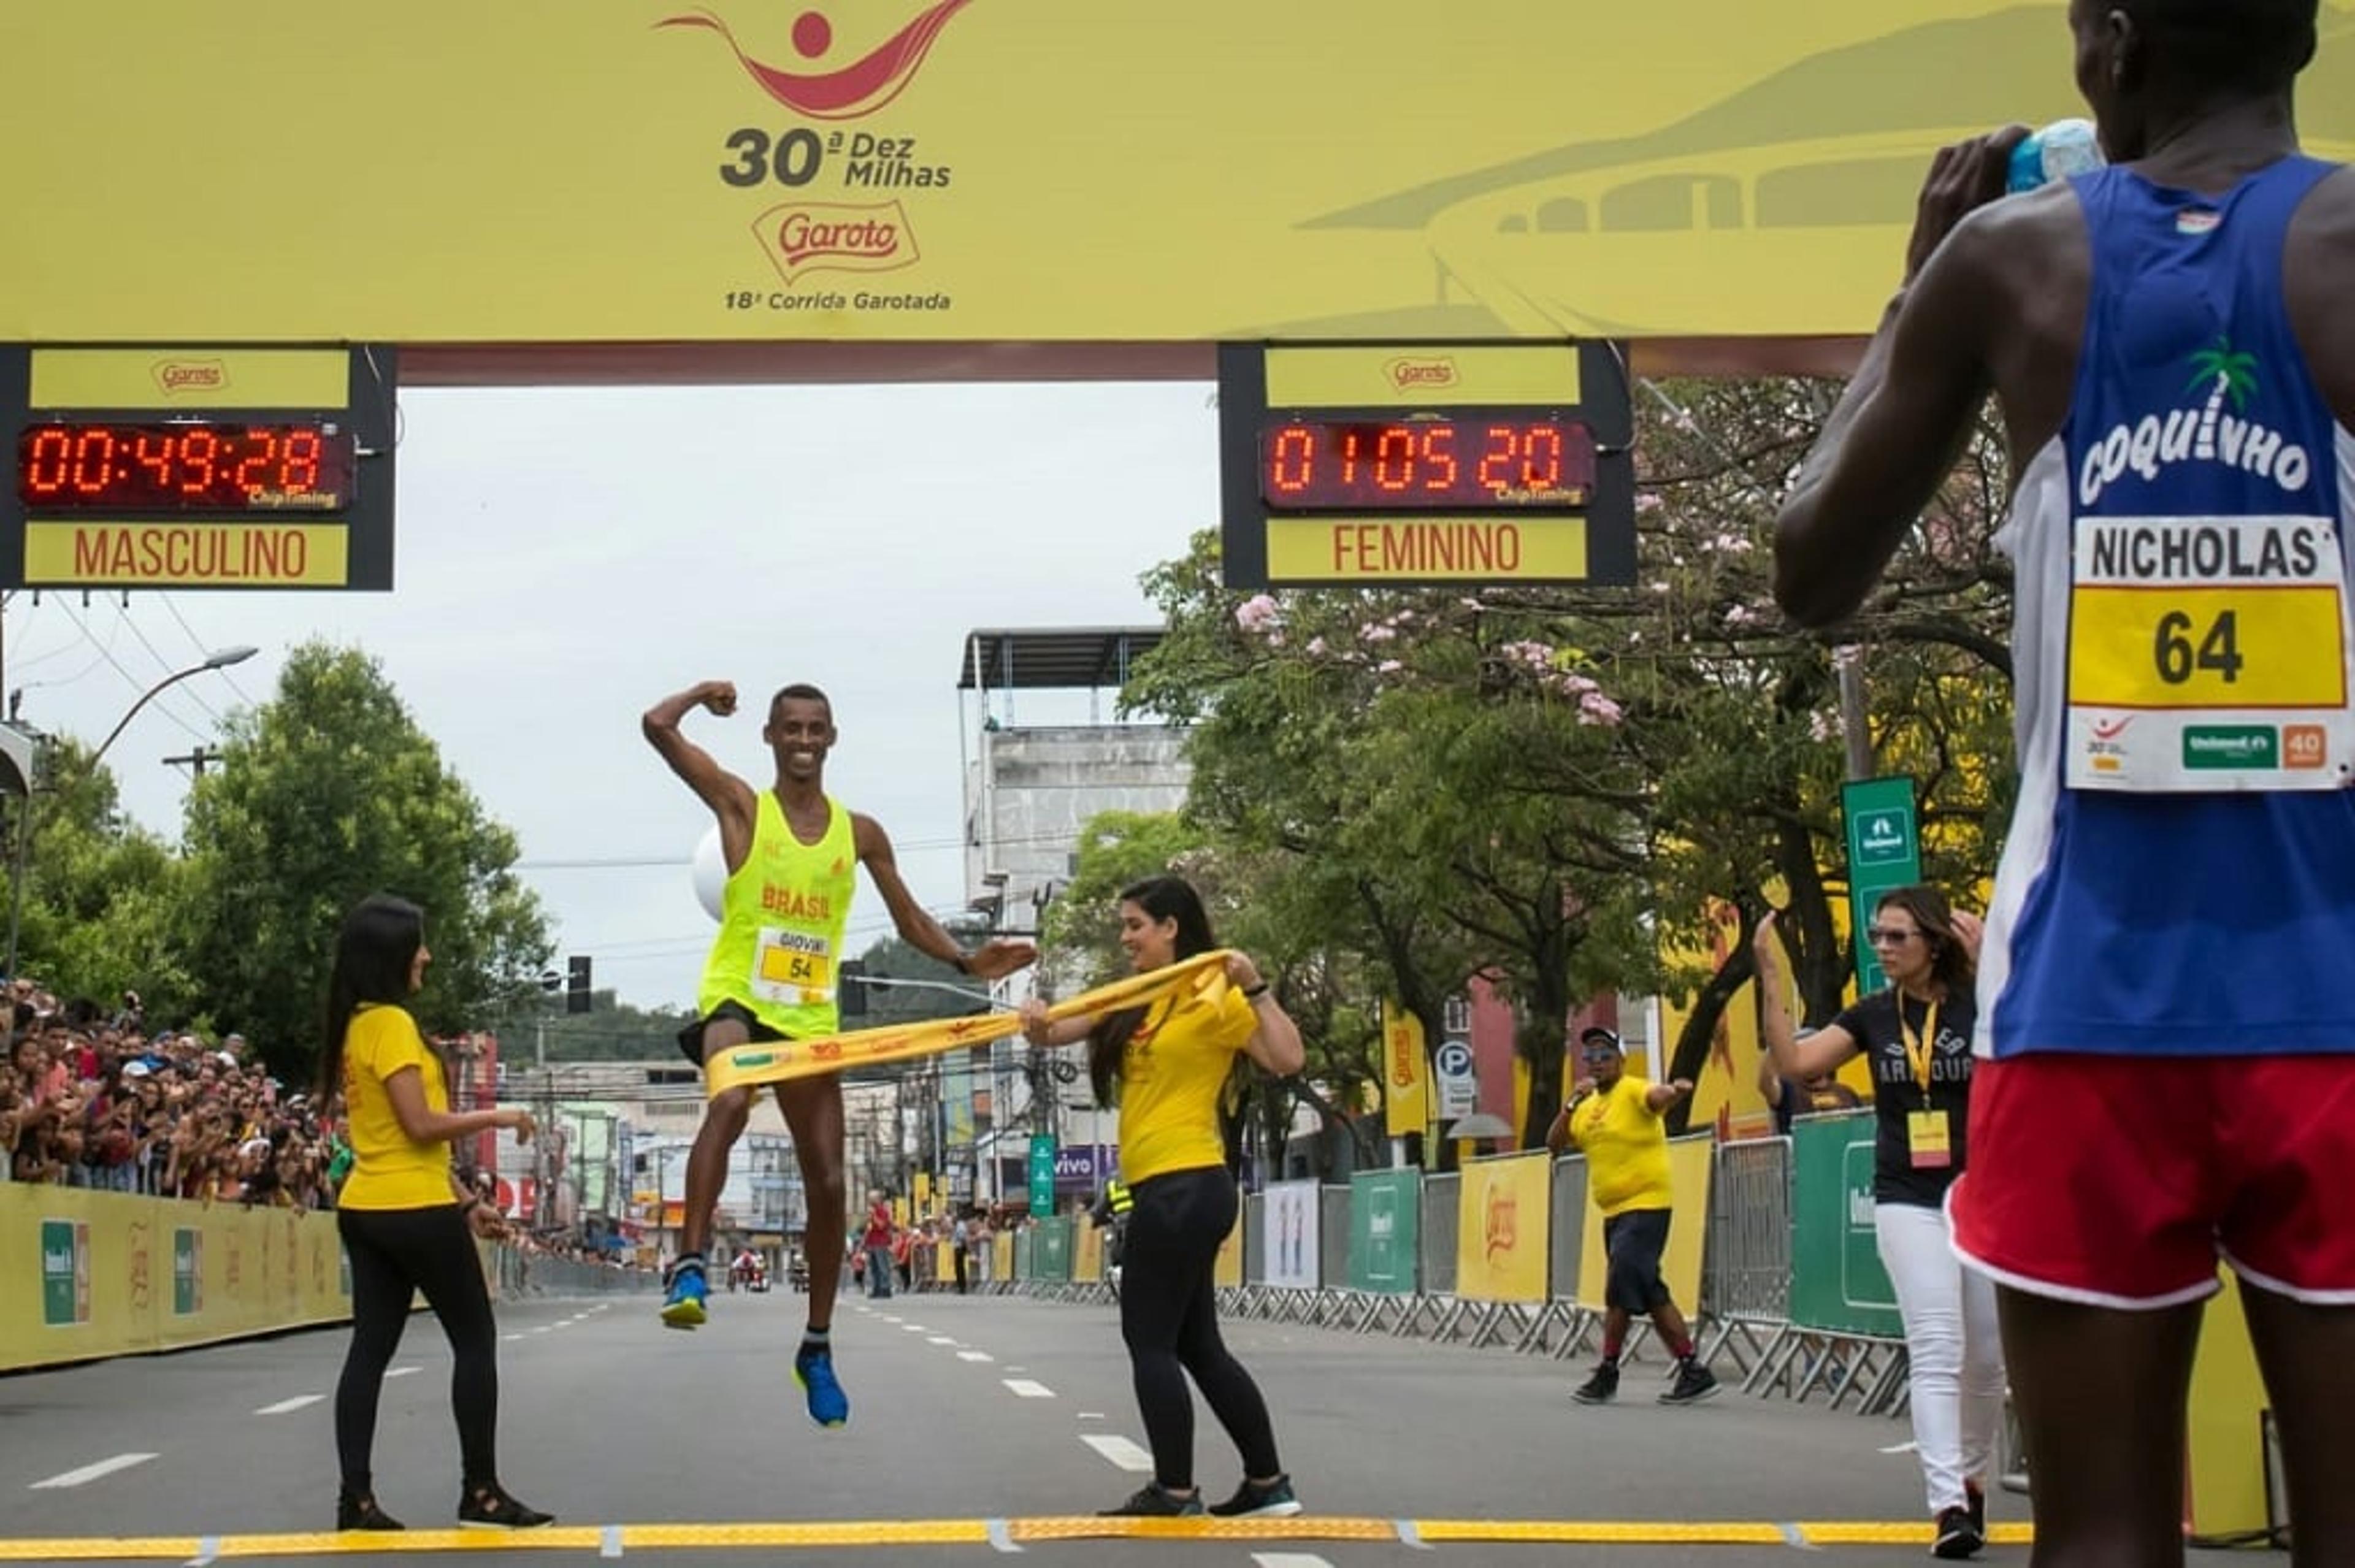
[1772, 4, 2355, 1560]
[643, 678, 1033, 1428]
[1019, 874, 1304, 1519]
[1757, 896, 1997, 1559]
[1546, 1028, 1719, 1408]
[322, 893, 550, 1533]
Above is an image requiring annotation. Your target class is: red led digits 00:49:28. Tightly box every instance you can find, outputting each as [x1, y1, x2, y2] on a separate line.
[16, 423, 356, 513]
[1259, 417, 1596, 511]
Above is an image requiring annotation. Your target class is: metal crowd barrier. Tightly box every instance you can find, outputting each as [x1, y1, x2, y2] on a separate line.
[956, 1130, 1917, 1431]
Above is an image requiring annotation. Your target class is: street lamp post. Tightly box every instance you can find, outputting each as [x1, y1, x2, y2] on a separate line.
[4, 645, 257, 978]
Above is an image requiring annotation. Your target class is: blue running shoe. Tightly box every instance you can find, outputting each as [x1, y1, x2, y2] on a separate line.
[660, 1261, 708, 1329]
[794, 1344, 849, 1428]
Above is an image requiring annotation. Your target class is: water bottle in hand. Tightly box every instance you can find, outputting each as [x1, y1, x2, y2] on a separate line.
[2008, 118, 2105, 194]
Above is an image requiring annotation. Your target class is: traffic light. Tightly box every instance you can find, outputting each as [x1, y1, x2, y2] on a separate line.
[565, 955, 591, 1015]
[838, 959, 868, 1020]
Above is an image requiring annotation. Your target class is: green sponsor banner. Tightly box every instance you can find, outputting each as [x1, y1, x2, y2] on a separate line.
[173, 1228, 202, 1317]
[40, 1218, 86, 1327]
[1032, 1217, 1073, 1283]
[1348, 1169, 1421, 1295]
[1788, 1109, 1904, 1338]
[1842, 774, 1921, 995]
[1027, 1134, 1057, 1218]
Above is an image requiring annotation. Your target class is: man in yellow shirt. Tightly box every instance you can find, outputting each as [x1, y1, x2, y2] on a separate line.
[1546, 1027, 1718, 1407]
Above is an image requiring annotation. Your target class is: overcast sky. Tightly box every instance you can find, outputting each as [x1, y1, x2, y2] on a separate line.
[4, 382, 1219, 1008]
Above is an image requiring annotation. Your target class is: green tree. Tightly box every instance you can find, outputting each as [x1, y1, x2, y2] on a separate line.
[175, 643, 553, 1081]
[1, 736, 196, 1015]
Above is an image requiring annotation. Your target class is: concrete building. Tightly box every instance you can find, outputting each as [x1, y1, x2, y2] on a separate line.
[952, 627, 1190, 1209]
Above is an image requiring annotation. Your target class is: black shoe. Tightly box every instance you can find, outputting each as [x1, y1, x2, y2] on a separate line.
[1659, 1357, 1720, 1405]
[1098, 1482, 1205, 1517]
[336, 1491, 404, 1532]
[1571, 1361, 1620, 1404]
[1966, 1480, 1986, 1539]
[1932, 1505, 1985, 1559]
[1207, 1474, 1301, 1518]
[458, 1483, 555, 1530]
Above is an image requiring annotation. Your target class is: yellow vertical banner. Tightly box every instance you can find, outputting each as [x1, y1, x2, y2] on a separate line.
[1214, 1212, 1244, 1288]
[892, 1197, 910, 1227]
[914, 1173, 932, 1214]
[1453, 1151, 1552, 1304]
[1073, 1219, 1103, 1283]
[1576, 1133, 1715, 1314]
[994, 1231, 1014, 1280]
[1381, 1000, 1429, 1139]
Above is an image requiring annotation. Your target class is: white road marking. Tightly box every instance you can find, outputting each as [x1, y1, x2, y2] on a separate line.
[1003, 1379, 1055, 1399]
[29, 1453, 156, 1489]
[532, 1326, 553, 1333]
[253, 1395, 323, 1416]
[502, 1334, 526, 1342]
[1005, 1365, 1027, 1373]
[883, 1316, 903, 1325]
[1252, 1555, 1334, 1568]
[903, 1323, 929, 1333]
[1081, 1434, 1154, 1472]
[385, 1366, 421, 1379]
[957, 1350, 995, 1363]
[927, 1336, 957, 1345]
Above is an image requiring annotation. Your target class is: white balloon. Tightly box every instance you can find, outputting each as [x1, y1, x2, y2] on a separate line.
[691, 827, 727, 922]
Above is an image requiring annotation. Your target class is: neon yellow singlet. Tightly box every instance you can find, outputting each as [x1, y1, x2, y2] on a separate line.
[697, 792, 857, 1038]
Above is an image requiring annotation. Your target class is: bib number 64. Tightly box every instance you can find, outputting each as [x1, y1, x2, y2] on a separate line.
[2154, 608, 2245, 685]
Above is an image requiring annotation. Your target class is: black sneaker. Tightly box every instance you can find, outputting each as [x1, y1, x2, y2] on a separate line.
[336, 1491, 404, 1532]
[1208, 1474, 1301, 1518]
[1571, 1361, 1620, 1404]
[1099, 1483, 1205, 1517]
[1932, 1505, 1985, 1559]
[1659, 1357, 1721, 1405]
[458, 1483, 555, 1530]
[1966, 1480, 1986, 1539]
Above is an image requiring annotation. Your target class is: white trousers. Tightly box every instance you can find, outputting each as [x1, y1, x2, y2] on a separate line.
[1875, 1201, 2005, 1515]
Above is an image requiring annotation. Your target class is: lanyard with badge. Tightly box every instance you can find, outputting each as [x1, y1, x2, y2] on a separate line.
[1899, 996, 1951, 1169]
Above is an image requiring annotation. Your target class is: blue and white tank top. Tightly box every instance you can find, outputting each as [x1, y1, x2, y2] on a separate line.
[1979, 156, 2355, 1059]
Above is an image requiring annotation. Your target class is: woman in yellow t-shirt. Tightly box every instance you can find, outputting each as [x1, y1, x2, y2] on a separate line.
[1019, 875, 1306, 1521]
[320, 894, 550, 1535]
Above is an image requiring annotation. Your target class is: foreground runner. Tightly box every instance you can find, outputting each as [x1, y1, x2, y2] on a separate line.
[1774, 4, 2355, 1561]
[643, 678, 1034, 1426]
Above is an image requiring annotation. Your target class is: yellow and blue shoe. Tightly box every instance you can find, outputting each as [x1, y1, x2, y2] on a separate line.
[794, 1343, 849, 1427]
[659, 1260, 708, 1330]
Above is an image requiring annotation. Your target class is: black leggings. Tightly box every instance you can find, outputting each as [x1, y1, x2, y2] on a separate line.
[335, 1205, 500, 1494]
[1120, 1166, 1282, 1490]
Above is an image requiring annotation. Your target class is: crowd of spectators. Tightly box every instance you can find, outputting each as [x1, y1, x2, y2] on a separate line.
[0, 981, 339, 1207]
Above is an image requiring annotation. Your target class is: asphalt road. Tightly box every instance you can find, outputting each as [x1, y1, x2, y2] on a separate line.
[0, 1285, 2026, 1566]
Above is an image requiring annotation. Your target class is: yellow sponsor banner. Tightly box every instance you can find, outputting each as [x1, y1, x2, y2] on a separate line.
[15, 2, 2291, 344]
[1380, 1000, 1429, 1139]
[1072, 1218, 1102, 1283]
[28, 348, 350, 410]
[992, 1230, 1013, 1280]
[1265, 517, 1587, 583]
[1, 1187, 350, 1372]
[1214, 1211, 1244, 1288]
[914, 1172, 932, 1211]
[1266, 345, 1579, 408]
[935, 1239, 955, 1280]
[1453, 1150, 1552, 1305]
[706, 950, 1231, 1096]
[22, 522, 351, 588]
[1574, 1134, 1714, 1315]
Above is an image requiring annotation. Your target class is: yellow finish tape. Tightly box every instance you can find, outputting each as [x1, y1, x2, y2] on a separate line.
[703, 950, 1233, 1096]
[0, 1517, 2037, 1559]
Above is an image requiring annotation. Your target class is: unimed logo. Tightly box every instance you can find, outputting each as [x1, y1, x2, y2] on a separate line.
[40, 1219, 88, 1327]
[2184, 725, 2278, 770]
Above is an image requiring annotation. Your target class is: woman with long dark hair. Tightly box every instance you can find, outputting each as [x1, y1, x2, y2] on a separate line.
[322, 893, 551, 1533]
[1018, 874, 1306, 1518]
[1756, 886, 1994, 1560]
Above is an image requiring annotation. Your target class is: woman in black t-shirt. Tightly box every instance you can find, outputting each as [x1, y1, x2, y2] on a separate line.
[1756, 888, 2001, 1562]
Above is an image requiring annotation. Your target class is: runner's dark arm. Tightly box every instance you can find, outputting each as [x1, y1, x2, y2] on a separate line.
[1774, 212, 2003, 629]
[854, 814, 1038, 980]
[642, 681, 756, 867]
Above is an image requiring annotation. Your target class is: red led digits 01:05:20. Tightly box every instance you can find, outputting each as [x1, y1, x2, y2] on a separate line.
[1259, 417, 1596, 510]
[16, 423, 356, 513]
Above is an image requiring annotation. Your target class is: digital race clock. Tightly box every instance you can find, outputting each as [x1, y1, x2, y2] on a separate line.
[17, 421, 356, 513]
[1219, 340, 1635, 589]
